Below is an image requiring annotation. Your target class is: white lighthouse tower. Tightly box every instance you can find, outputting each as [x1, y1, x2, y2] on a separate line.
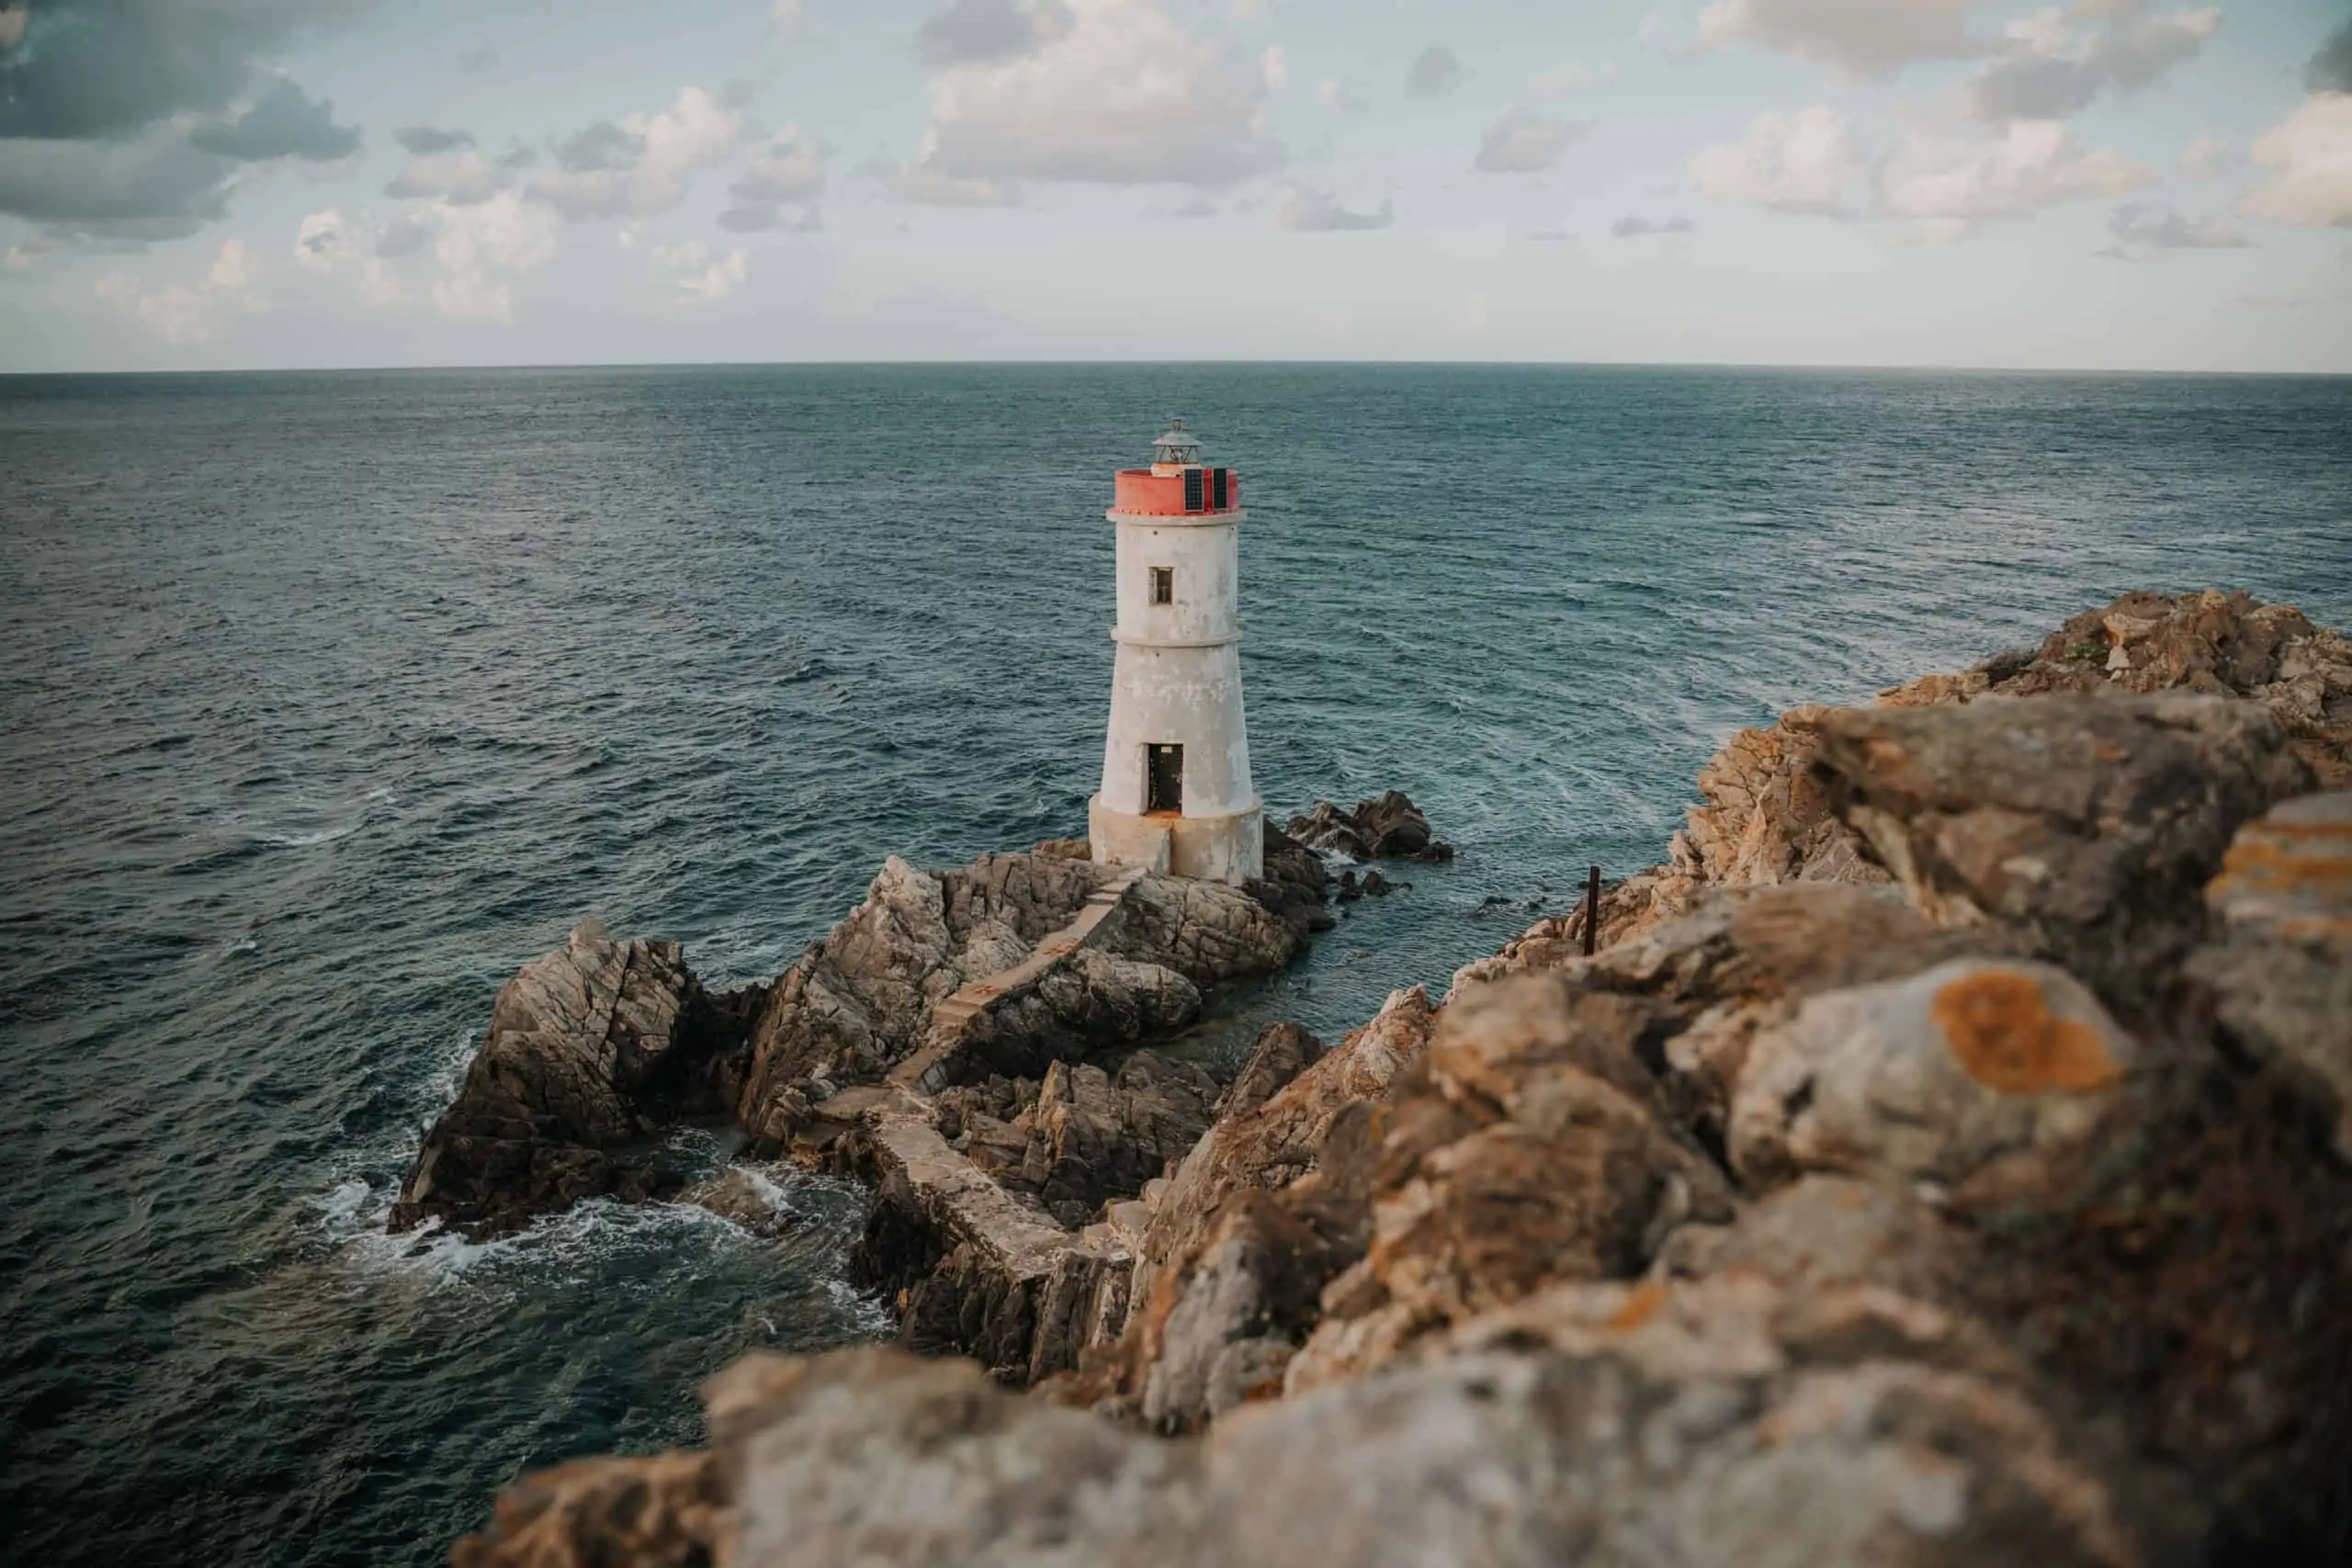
[1088, 419, 1264, 886]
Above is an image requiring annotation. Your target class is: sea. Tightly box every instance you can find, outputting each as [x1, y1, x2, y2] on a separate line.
[3, 364, 2347, 1566]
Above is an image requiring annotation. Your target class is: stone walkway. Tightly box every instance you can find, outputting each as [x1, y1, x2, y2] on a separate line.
[891, 864, 1149, 1096]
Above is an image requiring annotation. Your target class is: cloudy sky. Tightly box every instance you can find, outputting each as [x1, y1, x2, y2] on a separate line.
[1, 0, 2346, 371]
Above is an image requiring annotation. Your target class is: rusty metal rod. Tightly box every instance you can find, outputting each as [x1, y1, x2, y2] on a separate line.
[1584, 863, 1602, 957]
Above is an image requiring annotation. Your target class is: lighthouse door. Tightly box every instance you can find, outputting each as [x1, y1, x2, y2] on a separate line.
[1146, 744, 1183, 816]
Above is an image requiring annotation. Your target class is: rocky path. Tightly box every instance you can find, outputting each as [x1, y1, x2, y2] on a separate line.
[895, 865, 1150, 1096]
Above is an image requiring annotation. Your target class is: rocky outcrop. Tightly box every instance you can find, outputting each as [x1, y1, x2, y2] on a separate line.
[390, 922, 755, 1239]
[457, 591, 2352, 1568]
[1286, 790, 1454, 863]
[1510, 590, 2352, 953]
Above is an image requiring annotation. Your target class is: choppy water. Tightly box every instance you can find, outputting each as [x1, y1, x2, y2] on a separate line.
[2, 364, 2347, 1566]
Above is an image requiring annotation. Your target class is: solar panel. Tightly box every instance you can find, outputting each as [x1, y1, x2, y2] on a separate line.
[1211, 468, 1229, 510]
[1184, 469, 1205, 512]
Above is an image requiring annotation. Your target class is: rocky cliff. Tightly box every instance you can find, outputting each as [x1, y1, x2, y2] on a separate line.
[447, 589, 2351, 1568]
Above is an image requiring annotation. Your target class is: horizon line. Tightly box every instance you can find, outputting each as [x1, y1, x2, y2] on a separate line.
[5, 355, 2350, 380]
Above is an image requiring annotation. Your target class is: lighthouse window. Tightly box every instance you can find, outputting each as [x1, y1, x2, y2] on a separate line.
[1150, 567, 1173, 605]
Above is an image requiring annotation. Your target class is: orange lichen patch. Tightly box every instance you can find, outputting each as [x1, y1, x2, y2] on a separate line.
[1606, 1280, 1668, 1332]
[1931, 970, 2122, 1095]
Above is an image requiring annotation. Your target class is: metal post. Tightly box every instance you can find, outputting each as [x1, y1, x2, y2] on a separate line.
[1583, 863, 1602, 957]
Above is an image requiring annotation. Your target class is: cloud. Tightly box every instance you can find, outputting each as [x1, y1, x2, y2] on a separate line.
[771, 0, 808, 39]
[718, 128, 827, 230]
[910, 0, 1281, 186]
[376, 212, 435, 258]
[528, 86, 746, 219]
[2306, 18, 2352, 94]
[1474, 108, 1588, 174]
[1262, 44, 1287, 94]
[429, 191, 560, 321]
[1272, 185, 1392, 231]
[293, 206, 405, 303]
[647, 239, 751, 303]
[188, 77, 360, 162]
[395, 125, 475, 155]
[1317, 77, 1368, 115]
[1405, 44, 1468, 98]
[1692, 0, 1982, 77]
[2237, 93, 2352, 228]
[0, 130, 238, 240]
[870, 157, 1018, 206]
[2108, 200, 2246, 251]
[1612, 213, 1694, 236]
[1965, 6, 2220, 123]
[1878, 118, 2151, 231]
[0, 0, 371, 141]
[917, 0, 1070, 66]
[387, 150, 511, 204]
[96, 238, 259, 344]
[2179, 132, 2229, 178]
[1690, 105, 1864, 214]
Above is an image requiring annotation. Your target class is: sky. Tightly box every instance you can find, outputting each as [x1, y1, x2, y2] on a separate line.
[0, 0, 2347, 372]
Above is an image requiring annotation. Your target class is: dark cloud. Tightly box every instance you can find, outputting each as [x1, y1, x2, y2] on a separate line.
[1474, 108, 1587, 174]
[396, 125, 475, 155]
[718, 201, 822, 233]
[1611, 214, 1694, 237]
[1405, 44, 1467, 99]
[2310, 19, 2352, 93]
[0, 132, 236, 240]
[916, 0, 1069, 67]
[555, 120, 644, 173]
[0, 0, 368, 141]
[1968, 8, 2220, 123]
[189, 78, 360, 162]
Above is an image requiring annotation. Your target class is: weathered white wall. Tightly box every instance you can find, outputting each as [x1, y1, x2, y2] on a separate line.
[1091, 507, 1262, 885]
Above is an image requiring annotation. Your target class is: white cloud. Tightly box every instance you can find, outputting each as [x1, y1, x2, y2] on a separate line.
[387, 150, 508, 205]
[650, 239, 752, 302]
[910, 0, 1280, 186]
[431, 192, 560, 321]
[2237, 93, 2352, 228]
[1474, 109, 1589, 174]
[2179, 132, 2230, 178]
[1612, 213, 1695, 236]
[1317, 77, 1368, 115]
[720, 127, 828, 230]
[530, 87, 746, 220]
[2107, 201, 2247, 251]
[293, 207, 405, 305]
[1965, 6, 2220, 123]
[771, 0, 808, 39]
[1879, 118, 2150, 231]
[1261, 45, 1288, 95]
[1693, 0, 1983, 77]
[1690, 105, 1865, 214]
[96, 239, 258, 345]
[870, 150, 1019, 206]
[1272, 185, 1392, 231]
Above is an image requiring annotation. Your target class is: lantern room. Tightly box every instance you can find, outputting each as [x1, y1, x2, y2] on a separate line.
[1110, 418, 1241, 519]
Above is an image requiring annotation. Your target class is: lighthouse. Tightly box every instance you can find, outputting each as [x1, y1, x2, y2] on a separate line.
[1088, 419, 1264, 886]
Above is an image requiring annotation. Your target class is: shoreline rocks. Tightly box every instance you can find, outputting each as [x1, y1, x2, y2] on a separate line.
[449, 591, 2352, 1568]
[1286, 791, 1454, 863]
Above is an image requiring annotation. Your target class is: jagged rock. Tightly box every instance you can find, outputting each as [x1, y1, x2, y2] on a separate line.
[1286, 791, 1453, 863]
[1283, 976, 1736, 1393]
[1726, 957, 2136, 1194]
[2189, 791, 2352, 1160]
[1246, 822, 1335, 938]
[1811, 694, 2312, 1011]
[945, 949, 1203, 1087]
[1216, 1021, 1323, 1122]
[390, 922, 749, 1239]
[453, 1450, 719, 1568]
[1009, 1052, 1223, 1217]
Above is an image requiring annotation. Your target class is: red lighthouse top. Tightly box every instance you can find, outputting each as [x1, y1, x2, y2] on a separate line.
[1110, 418, 1242, 519]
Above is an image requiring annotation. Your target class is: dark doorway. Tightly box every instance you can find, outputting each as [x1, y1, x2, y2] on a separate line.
[1147, 744, 1183, 815]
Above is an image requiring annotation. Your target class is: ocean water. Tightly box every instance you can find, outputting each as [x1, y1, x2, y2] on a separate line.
[2, 364, 2347, 1566]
